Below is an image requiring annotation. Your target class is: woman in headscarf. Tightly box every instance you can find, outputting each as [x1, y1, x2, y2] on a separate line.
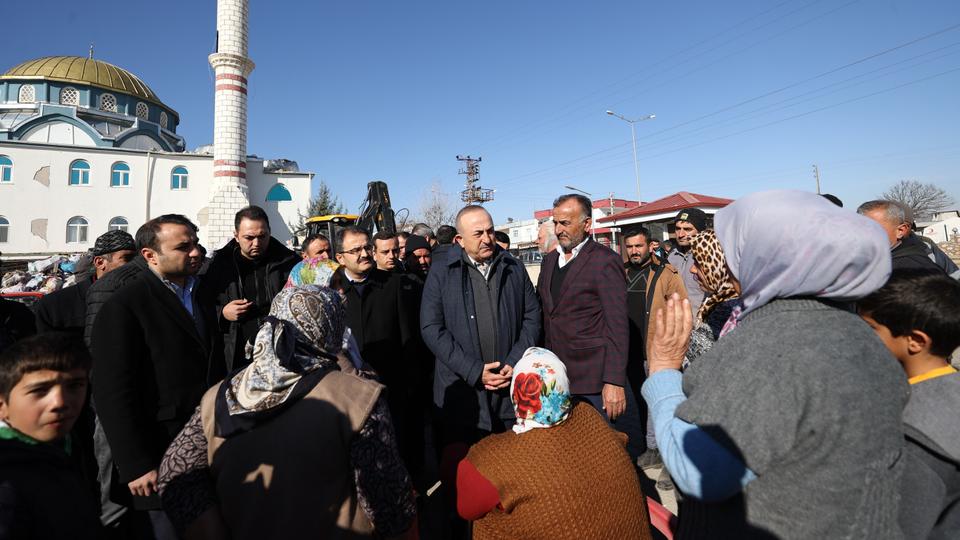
[456, 347, 653, 540]
[641, 190, 908, 539]
[157, 285, 417, 540]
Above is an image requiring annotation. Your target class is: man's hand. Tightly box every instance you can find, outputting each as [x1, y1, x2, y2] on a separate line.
[222, 299, 253, 322]
[648, 293, 693, 375]
[128, 469, 158, 497]
[481, 361, 511, 391]
[602, 384, 626, 421]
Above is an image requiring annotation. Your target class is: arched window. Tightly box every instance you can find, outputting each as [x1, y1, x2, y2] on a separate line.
[0, 156, 12, 183]
[111, 162, 130, 187]
[99, 93, 117, 112]
[136, 102, 149, 119]
[60, 87, 79, 106]
[171, 166, 188, 190]
[18, 85, 35, 104]
[159, 111, 169, 129]
[66, 216, 88, 243]
[0, 216, 8, 243]
[69, 160, 90, 185]
[265, 184, 292, 201]
[108, 217, 128, 232]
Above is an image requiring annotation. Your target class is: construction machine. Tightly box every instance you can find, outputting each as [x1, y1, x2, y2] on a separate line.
[304, 181, 397, 247]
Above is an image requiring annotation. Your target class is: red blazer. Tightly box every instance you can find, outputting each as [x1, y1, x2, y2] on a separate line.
[537, 239, 629, 395]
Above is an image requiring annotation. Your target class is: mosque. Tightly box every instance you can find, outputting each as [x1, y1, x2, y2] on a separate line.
[0, 0, 312, 255]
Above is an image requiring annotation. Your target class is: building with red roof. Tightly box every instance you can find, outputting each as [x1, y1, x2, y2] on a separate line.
[597, 191, 734, 244]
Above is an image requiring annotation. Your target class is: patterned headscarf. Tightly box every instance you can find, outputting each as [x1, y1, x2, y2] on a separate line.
[511, 348, 573, 434]
[217, 285, 345, 435]
[285, 257, 340, 289]
[715, 190, 891, 319]
[691, 229, 739, 323]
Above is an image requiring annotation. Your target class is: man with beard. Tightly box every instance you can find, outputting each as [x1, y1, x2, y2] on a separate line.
[537, 194, 629, 422]
[206, 206, 300, 371]
[403, 234, 433, 283]
[91, 215, 224, 537]
[623, 226, 687, 480]
[668, 208, 708, 315]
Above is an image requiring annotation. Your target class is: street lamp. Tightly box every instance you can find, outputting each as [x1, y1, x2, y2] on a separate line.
[563, 185, 595, 241]
[606, 110, 655, 204]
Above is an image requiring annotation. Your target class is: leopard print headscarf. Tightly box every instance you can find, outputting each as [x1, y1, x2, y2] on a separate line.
[691, 229, 739, 323]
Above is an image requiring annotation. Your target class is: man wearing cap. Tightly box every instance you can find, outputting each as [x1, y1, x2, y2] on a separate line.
[668, 208, 708, 314]
[403, 233, 433, 283]
[34, 229, 136, 336]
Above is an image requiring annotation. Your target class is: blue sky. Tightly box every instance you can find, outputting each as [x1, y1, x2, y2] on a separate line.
[4, 0, 959, 223]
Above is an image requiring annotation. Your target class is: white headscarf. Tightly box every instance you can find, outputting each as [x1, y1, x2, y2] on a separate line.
[715, 190, 890, 319]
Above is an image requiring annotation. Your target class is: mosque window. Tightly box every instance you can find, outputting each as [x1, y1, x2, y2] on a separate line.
[60, 87, 79, 106]
[99, 93, 118, 112]
[0, 217, 8, 243]
[18, 85, 35, 104]
[159, 111, 169, 129]
[171, 166, 188, 190]
[66, 216, 88, 243]
[136, 102, 149, 120]
[69, 160, 90, 186]
[0, 156, 12, 183]
[111, 162, 130, 187]
[108, 217, 129, 232]
[265, 184, 292, 202]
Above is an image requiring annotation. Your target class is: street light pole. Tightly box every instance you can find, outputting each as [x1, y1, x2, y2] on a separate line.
[606, 110, 655, 204]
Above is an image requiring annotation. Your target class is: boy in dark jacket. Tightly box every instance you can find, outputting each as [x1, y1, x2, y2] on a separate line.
[859, 269, 960, 540]
[0, 333, 102, 539]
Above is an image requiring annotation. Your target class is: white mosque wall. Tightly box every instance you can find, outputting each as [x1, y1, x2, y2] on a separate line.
[0, 141, 313, 255]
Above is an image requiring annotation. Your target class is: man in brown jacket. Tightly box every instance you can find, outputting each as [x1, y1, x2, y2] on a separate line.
[623, 226, 687, 487]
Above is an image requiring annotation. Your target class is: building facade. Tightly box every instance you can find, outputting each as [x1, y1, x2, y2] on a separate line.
[0, 54, 311, 255]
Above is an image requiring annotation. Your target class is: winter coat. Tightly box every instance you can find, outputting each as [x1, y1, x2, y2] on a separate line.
[34, 273, 94, 336]
[421, 246, 541, 431]
[205, 238, 299, 371]
[83, 256, 148, 346]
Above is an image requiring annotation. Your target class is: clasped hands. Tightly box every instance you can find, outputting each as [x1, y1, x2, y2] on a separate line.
[481, 361, 513, 391]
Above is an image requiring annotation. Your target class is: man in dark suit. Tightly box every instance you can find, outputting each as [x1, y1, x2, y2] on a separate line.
[91, 214, 223, 537]
[331, 226, 425, 474]
[537, 194, 629, 421]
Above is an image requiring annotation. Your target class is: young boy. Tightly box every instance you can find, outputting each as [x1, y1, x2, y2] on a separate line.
[858, 268, 960, 539]
[0, 332, 102, 539]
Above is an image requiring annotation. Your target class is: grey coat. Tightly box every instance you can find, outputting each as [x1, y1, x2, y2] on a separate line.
[420, 246, 541, 431]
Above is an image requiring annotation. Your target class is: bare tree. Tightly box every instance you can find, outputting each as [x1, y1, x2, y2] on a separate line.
[415, 182, 457, 231]
[880, 180, 954, 221]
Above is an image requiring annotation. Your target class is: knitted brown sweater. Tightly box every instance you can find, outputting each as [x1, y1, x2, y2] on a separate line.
[466, 402, 653, 540]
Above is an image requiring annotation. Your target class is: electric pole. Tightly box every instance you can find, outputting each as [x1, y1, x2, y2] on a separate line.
[457, 155, 494, 204]
[813, 164, 821, 194]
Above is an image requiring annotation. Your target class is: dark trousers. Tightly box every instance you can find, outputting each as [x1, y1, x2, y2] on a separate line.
[575, 384, 646, 461]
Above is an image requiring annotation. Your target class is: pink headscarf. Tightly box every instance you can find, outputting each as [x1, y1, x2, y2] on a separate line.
[715, 190, 890, 319]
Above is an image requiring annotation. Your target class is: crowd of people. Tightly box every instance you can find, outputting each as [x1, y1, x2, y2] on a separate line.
[0, 189, 958, 540]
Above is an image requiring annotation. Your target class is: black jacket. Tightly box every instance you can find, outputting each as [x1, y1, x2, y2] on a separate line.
[83, 256, 148, 346]
[0, 438, 102, 540]
[34, 273, 94, 336]
[892, 233, 943, 272]
[0, 298, 35, 351]
[90, 269, 223, 509]
[205, 238, 299, 371]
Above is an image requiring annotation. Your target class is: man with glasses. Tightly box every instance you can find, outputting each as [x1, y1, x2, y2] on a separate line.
[371, 230, 401, 272]
[332, 226, 427, 481]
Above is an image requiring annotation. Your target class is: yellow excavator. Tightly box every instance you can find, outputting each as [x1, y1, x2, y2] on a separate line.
[304, 181, 397, 244]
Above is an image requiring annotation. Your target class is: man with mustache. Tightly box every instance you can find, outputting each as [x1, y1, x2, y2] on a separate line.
[537, 194, 630, 424]
[332, 226, 426, 478]
[91, 214, 224, 537]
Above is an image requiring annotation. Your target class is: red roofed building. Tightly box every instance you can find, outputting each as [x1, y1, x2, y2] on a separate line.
[598, 191, 734, 243]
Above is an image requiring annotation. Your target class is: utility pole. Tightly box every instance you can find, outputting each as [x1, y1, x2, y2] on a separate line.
[457, 155, 494, 204]
[813, 164, 821, 194]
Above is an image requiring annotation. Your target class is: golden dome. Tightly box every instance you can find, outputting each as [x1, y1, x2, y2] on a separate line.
[2, 56, 165, 106]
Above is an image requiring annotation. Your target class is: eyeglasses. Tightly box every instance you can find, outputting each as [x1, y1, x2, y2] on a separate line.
[339, 244, 373, 256]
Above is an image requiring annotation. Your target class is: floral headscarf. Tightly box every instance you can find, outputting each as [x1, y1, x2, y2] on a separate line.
[511, 348, 572, 434]
[216, 285, 346, 436]
[690, 229, 739, 323]
[285, 257, 339, 289]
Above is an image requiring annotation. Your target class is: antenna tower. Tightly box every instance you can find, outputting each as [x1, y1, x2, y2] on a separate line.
[457, 155, 494, 204]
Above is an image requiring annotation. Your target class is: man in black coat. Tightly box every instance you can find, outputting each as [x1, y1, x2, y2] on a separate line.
[205, 206, 299, 371]
[858, 200, 948, 273]
[331, 226, 426, 473]
[35, 229, 136, 336]
[90, 214, 223, 535]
